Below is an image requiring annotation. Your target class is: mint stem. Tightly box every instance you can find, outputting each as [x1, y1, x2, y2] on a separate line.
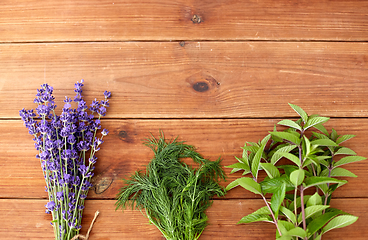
[300, 186, 307, 231]
[261, 194, 282, 237]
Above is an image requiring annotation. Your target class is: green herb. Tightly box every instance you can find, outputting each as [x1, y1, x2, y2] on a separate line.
[226, 104, 365, 240]
[115, 133, 226, 240]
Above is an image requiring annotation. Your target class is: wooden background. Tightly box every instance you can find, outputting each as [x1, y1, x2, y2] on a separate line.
[1, 0, 367, 239]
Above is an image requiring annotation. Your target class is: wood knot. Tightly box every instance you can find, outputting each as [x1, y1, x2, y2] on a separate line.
[186, 72, 220, 94]
[118, 130, 132, 143]
[119, 130, 128, 139]
[179, 41, 185, 47]
[117, 127, 136, 143]
[94, 177, 113, 194]
[191, 14, 202, 24]
[193, 82, 209, 92]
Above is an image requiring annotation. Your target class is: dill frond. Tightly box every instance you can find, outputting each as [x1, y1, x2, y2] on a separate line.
[115, 133, 226, 240]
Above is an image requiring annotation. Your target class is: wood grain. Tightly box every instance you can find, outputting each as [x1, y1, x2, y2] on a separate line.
[1, 0, 368, 42]
[1, 42, 368, 119]
[1, 1, 368, 239]
[2, 119, 367, 199]
[0, 198, 366, 239]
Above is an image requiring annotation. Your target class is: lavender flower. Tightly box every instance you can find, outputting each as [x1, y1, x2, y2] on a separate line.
[101, 128, 109, 137]
[56, 192, 64, 202]
[103, 90, 111, 99]
[46, 201, 56, 213]
[20, 81, 111, 240]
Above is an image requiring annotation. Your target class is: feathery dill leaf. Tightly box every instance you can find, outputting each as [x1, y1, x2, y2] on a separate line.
[115, 133, 226, 240]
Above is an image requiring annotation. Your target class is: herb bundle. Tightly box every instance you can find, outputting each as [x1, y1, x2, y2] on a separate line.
[226, 104, 365, 240]
[115, 133, 226, 240]
[19, 80, 111, 240]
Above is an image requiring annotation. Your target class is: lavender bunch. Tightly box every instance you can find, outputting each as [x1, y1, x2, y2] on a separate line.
[19, 80, 111, 240]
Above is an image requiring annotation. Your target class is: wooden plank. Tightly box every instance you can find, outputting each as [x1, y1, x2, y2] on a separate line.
[0, 198, 367, 239]
[1, 0, 368, 42]
[1, 42, 368, 119]
[2, 119, 367, 199]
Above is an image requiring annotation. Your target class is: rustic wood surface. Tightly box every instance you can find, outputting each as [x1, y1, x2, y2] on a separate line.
[1, 42, 368, 119]
[1, 0, 367, 239]
[2, 119, 368, 200]
[1, 0, 368, 42]
[0, 199, 367, 239]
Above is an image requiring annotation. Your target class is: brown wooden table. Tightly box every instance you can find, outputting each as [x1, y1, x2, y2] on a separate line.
[1, 0, 367, 239]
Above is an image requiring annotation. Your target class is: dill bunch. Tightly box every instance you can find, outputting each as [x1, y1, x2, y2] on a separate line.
[115, 133, 226, 240]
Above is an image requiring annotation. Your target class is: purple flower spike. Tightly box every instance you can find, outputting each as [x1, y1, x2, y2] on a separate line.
[89, 156, 97, 165]
[97, 106, 107, 117]
[101, 129, 109, 137]
[104, 91, 111, 99]
[78, 165, 89, 177]
[39, 151, 50, 161]
[68, 220, 76, 229]
[56, 192, 64, 201]
[36, 104, 51, 117]
[35, 84, 55, 105]
[89, 99, 100, 112]
[77, 140, 90, 152]
[45, 201, 56, 213]
[63, 97, 73, 109]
